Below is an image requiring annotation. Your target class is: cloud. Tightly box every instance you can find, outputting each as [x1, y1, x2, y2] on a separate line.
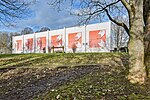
[1, 0, 79, 32]
[19, 0, 80, 31]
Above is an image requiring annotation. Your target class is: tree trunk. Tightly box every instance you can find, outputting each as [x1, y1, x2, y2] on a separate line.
[144, 10, 150, 78]
[127, 0, 146, 84]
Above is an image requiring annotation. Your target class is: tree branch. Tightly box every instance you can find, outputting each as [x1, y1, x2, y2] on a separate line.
[105, 9, 130, 36]
[85, 0, 130, 36]
[120, 0, 131, 12]
[0, 0, 31, 26]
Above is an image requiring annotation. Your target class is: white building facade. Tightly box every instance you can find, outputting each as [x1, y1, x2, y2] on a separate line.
[12, 21, 118, 53]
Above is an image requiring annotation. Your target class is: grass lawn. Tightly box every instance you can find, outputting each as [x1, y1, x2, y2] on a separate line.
[0, 52, 150, 100]
[0, 53, 126, 69]
[34, 65, 150, 100]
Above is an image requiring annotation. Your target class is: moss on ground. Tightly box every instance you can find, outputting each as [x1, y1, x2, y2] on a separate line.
[33, 65, 150, 100]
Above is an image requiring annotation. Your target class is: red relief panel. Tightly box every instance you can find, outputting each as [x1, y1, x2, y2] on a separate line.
[37, 37, 46, 50]
[89, 30, 106, 48]
[16, 40, 22, 51]
[68, 32, 82, 48]
[51, 35, 62, 47]
[25, 38, 33, 50]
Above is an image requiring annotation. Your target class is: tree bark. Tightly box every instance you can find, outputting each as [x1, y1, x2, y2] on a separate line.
[144, 10, 150, 78]
[127, 0, 146, 84]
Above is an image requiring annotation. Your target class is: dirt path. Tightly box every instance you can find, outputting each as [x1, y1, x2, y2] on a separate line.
[0, 65, 104, 100]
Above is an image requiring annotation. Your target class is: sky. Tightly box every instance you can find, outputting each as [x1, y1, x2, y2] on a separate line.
[0, 0, 85, 33]
[0, 0, 128, 33]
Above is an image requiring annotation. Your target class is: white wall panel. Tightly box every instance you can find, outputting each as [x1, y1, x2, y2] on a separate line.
[35, 31, 49, 53]
[12, 36, 23, 54]
[66, 25, 85, 53]
[23, 34, 34, 53]
[85, 22, 111, 52]
[49, 29, 65, 52]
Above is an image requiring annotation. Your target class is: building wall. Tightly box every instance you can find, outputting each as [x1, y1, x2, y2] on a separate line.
[12, 35, 23, 53]
[66, 25, 85, 53]
[12, 21, 113, 53]
[49, 29, 65, 52]
[86, 22, 111, 52]
[35, 31, 49, 53]
[24, 34, 34, 53]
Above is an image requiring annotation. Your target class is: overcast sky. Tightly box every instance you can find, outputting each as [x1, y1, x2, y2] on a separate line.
[0, 0, 84, 32]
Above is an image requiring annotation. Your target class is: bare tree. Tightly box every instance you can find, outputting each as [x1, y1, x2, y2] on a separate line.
[9, 32, 20, 52]
[0, 32, 8, 53]
[21, 27, 33, 35]
[0, 32, 19, 54]
[112, 16, 129, 51]
[39, 26, 50, 32]
[49, 0, 150, 84]
[0, 0, 34, 26]
[0, 0, 34, 54]
[112, 24, 129, 50]
[144, 0, 150, 75]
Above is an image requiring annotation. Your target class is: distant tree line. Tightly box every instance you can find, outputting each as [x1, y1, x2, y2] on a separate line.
[0, 32, 19, 54]
[0, 26, 50, 54]
[21, 26, 50, 35]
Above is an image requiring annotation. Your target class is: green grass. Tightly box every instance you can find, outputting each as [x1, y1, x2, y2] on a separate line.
[0, 52, 150, 100]
[33, 65, 150, 100]
[0, 53, 126, 69]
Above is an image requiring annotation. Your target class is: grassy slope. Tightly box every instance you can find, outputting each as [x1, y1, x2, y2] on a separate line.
[0, 53, 150, 100]
[0, 53, 125, 69]
[35, 66, 150, 100]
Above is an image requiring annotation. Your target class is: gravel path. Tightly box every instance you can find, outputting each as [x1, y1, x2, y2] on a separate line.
[0, 65, 104, 100]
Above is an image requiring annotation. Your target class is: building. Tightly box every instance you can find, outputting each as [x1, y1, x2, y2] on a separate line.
[12, 21, 127, 53]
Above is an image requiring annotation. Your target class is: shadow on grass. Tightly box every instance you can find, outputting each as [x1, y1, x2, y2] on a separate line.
[0, 65, 103, 100]
[0, 54, 24, 58]
[0, 53, 150, 100]
[0, 54, 50, 73]
[35, 64, 150, 100]
[1, 55, 35, 66]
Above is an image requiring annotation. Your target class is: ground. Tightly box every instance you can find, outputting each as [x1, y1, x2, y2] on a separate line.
[0, 53, 150, 100]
